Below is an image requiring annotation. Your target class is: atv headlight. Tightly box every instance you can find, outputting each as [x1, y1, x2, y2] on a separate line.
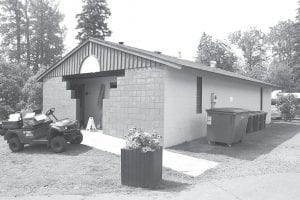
[64, 126, 68, 130]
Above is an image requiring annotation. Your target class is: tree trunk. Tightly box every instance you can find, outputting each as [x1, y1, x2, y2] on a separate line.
[24, 0, 30, 68]
[14, 0, 21, 63]
[39, 7, 44, 67]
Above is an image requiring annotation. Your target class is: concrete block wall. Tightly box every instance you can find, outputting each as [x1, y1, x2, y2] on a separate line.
[164, 67, 205, 147]
[103, 67, 165, 141]
[43, 77, 77, 120]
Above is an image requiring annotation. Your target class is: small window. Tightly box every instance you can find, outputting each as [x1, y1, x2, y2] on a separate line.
[196, 77, 202, 113]
[110, 82, 117, 88]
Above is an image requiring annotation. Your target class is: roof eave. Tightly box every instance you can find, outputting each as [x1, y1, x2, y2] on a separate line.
[183, 64, 279, 88]
[36, 39, 90, 82]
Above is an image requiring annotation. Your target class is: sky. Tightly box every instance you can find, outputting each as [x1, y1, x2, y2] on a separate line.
[58, 0, 298, 60]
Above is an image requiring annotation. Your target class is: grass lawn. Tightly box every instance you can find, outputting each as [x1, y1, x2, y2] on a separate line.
[0, 139, 193, 197]
[0, 121, 299, 198]
[170, 121, 300, 182]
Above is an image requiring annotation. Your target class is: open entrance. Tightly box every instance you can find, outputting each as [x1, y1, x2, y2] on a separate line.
[63, 70, 125, 129]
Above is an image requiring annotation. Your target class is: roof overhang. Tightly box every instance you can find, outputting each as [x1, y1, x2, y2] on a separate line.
[62, 70, 125, 81]
[183, 65, 280, 89]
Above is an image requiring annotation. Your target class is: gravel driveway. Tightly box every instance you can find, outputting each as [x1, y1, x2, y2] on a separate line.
[0, 121, 299, 199]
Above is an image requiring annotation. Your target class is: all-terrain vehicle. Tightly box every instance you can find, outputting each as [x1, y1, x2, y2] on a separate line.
[1, 108, 83, 153]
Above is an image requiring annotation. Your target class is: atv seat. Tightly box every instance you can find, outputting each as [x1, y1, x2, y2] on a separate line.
[22, 113, 52, 128]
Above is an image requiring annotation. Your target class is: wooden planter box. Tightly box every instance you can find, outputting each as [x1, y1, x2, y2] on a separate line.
[121, 147, 162, 188]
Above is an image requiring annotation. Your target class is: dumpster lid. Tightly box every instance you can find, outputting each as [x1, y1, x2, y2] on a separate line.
[249, 111, 267, 115]
[206, 107, 250, 114]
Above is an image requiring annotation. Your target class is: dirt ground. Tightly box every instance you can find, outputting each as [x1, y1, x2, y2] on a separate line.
[0, 121, 299, 198]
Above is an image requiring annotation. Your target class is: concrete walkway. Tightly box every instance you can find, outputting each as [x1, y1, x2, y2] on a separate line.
[81, 130, 218, 177]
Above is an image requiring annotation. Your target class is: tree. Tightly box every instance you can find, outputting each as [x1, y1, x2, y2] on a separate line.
[267, 61, 295, 92]
[297, 0, 300, 22]
[268, 20, 295, 67]
[0, 61, 31, 119]
[76, 0, 111, 42]
[20, 65, 46, 110]
[196, 33, 237, 72]
[0, 0, 65, 116]
[293, 1, 300, 65]
[24, 0, 31, 68]
[0, 0, 65, 72]
[276, 94, 297, 121]
[229, 28, 268, 79]
[0, 0, 25, 63]
[288, 1, 300, 90]
[266, 20, 299, 92]
[30, 0, 65, 73]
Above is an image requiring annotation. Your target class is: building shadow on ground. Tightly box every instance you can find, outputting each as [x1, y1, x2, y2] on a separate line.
[20, 143, 93, 156]
[170, 122, 300, 161]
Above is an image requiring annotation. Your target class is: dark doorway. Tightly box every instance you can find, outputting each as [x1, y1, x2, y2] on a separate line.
[78, 84, 85, 127]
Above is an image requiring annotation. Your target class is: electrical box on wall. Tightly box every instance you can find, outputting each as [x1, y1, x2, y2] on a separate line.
[211, 93, 217, 103]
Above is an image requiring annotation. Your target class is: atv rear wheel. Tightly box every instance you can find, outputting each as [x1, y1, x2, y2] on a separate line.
[70, 132, 83, 144]
[8, 137, 24, 152]
[50, 136, 66, 153]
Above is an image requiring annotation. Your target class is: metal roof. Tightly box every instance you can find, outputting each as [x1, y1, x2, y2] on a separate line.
[37, 37, 278, 88]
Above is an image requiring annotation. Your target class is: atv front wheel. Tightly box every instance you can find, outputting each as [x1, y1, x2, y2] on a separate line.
[8, 137, 24, 152]
[50, 136, 67, 153]
[70, 132, 83, 144]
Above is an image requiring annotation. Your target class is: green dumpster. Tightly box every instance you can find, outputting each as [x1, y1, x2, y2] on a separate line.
[252, 112, 260, 132]
[262, 112, 267, 129]
[246, 111, 267, 133]
[206, 108, 250, 146]
[246, 112, 255, 133]
[258, 111, 267, 130]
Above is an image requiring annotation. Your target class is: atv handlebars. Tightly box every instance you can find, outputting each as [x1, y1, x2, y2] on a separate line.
[46, 108, 58, 121]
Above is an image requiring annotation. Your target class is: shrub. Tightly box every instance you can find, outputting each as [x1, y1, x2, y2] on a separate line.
[125, 128, 162, 153]
[276, 94, 297, 121]
[0, 104, 14, 120]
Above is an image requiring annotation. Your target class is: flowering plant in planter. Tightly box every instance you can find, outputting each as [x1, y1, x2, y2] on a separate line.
[122, 127, 163, 188]
[125, 127, 162, 153]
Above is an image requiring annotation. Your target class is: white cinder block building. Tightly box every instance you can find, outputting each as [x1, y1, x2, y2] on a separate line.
[38, 38, 277, 147]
